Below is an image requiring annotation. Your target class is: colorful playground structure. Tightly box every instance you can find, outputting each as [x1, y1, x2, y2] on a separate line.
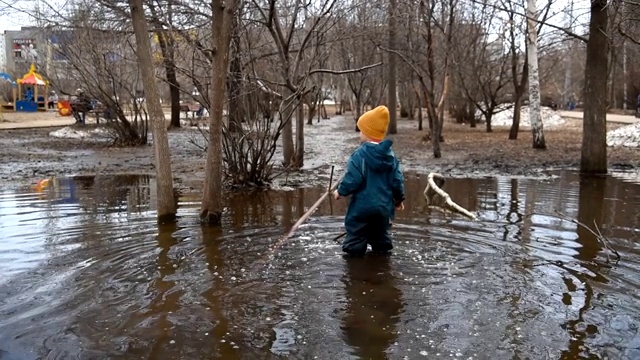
[0, 72, 17, 118]
[0, 64, 55, 113]
[16, 64, 49, 112]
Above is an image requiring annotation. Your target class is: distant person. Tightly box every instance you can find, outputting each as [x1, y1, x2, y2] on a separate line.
[48, 91, 58, 109]
[333, 105, 405, 257]
[71, 88, 92, 125]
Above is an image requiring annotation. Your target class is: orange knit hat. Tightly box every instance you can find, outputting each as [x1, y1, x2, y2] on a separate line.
[357, 106, 389, 141]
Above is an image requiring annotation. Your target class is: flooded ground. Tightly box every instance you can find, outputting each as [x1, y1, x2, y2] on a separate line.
[0, 172, 639, 359]
[1, 115, 639, 191]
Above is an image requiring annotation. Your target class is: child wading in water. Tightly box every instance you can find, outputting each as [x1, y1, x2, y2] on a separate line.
[333, 105, 405, 257]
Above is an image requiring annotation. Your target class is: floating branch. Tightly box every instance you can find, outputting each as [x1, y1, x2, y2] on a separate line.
[554, 211, 621, 263]
[423, 172, 477, 220]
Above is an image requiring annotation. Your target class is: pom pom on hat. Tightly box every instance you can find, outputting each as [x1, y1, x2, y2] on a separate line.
[357, 106, 390, 141]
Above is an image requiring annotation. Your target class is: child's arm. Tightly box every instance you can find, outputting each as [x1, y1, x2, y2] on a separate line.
[391, 159, 405, 205]
[336, 155, 364, 197]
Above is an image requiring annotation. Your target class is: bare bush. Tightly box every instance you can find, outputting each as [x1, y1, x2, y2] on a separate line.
[45, 21, 149, 145]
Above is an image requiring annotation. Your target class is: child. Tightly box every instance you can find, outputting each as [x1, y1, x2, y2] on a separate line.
[333, 105, 405, 257]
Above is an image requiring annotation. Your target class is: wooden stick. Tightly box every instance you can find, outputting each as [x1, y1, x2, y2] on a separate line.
[267, 173, 342, 256]
[329, 165, 334, 192]
[282, 182, 339, 241]
[329, 165, 335, 215]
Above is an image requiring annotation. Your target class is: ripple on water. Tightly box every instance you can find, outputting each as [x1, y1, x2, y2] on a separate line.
[0, 172, 639, 359]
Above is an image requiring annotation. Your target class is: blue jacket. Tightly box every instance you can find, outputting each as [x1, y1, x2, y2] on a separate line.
[337, 139, 405, 221]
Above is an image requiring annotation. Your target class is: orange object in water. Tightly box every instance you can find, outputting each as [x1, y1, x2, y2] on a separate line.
[34, 178, 50, 192]
[58, 100, 72, 116]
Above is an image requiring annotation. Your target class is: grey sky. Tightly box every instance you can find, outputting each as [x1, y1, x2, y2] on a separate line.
[1, 0, 589, 35]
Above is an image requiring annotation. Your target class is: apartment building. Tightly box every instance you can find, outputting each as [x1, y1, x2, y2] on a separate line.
[2, 27, 49, 76]
[0, 33, 6, 72]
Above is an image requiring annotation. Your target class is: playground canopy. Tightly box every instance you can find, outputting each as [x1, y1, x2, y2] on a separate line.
[17, 64, 47, 86]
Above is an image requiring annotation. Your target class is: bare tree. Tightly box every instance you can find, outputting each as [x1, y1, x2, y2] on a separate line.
[581, 0, 609, 174]
[452, 4, 512, 133]
[129, 0, 177, 221]
[507, 6, 528, 140]
[336, 12, 382, 129]
[149, 0, 182, 129]
[387, 0, 398, 134]
[248, 0, 340, 168]
[526, 0, 546, 149]
[44, 23, 149, 145]
[201, 0, 238, 224]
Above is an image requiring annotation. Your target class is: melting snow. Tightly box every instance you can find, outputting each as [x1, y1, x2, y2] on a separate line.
[49, 126, 112, 140]
[475, 104, 566, 127]
[607, 123, 640, 148]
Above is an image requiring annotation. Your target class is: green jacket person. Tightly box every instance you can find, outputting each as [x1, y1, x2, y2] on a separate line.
[333, 106, 405, 257]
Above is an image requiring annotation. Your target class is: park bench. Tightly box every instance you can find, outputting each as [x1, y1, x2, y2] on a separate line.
[181, 103, 206, 126]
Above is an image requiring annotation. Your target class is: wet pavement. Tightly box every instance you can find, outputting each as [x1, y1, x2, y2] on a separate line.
[0, 172, 639, 359]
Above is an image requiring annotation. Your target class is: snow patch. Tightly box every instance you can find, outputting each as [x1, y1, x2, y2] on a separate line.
[476, 103, 566, 127]
[607, 123, 640, 148]
[299, 116, 357, 171]
[49, 126, 112, 140]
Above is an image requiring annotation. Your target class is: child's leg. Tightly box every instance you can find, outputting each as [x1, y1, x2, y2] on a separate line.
[343, 216, 369, 257]
[368, 218, 393, 254]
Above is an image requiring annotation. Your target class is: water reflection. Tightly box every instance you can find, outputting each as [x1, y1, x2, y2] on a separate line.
[559, 176, 605, 359]
[0, 172, 639, 359]
[341, 255, 403, 359]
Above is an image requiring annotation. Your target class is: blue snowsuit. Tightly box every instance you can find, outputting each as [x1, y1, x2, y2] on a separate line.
[337, 139, 405, 256]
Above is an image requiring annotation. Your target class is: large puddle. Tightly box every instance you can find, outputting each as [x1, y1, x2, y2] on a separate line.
[0, 172, 639, 359]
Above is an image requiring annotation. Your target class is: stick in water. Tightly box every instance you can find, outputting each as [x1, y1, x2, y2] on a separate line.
[269, 171, 341, 253]
[329, 165, 334, 192]
[424, 172, 477, 220]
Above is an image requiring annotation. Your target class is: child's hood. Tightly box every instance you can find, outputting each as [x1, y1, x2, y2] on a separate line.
[359, 139, 395, 172]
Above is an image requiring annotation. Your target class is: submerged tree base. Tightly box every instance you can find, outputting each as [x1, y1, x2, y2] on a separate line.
[158, 213, 177, 224]
[200, 209, 222, 225]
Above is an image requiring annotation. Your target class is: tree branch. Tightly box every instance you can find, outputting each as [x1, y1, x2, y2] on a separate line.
[307, 62, 383, 76]
[466, 0, 589, 43]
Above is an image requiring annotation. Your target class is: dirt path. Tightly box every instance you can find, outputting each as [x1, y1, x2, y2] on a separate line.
[558, 110, 640, 124]
[0, 114, 638, 192]
[0, 111, 75, 130]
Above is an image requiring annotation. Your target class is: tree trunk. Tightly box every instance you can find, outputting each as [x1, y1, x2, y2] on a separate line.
[156, 32, 181, 129]
[281, 92, 295, 167]
[201, 0, 236, 224]
[415, 86, 423, 131]
[168, 67, 181, 128]
[526, 0, 546, 149]
[486, 113, 493, 133]
[509, 95, 523, 139]
[294, 98, 305, 168]
[150, 1, 180, 130]
[436, 72, 450, 142]
[128, 0, 176, 222]
[227, 14, 242, 133]
[470, 104, 477, 128]
[355, 95, 361, 131]
[508, 8, 528, 140]
[408, 92, 415, 120]
[335, 85, 343, 115]
[387, 0, 398, 134]
[581, 0, 609, 174]
[307, 95, 317, 125]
